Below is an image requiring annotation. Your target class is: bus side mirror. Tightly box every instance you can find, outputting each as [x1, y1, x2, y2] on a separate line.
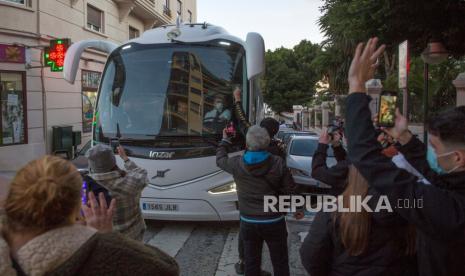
[245, 32, 265, 80]
[63, 39, 119, 84]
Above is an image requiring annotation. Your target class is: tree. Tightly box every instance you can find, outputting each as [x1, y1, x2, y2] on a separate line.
[262, 40, 321, 114]
[317, 0, 465, 117]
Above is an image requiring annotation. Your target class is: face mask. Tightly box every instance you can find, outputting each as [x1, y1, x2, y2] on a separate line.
[427, 145, 461, 174]
[215, 103, 223, 111]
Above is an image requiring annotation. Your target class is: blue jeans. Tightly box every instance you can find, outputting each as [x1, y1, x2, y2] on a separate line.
[240, 218, 290, 276]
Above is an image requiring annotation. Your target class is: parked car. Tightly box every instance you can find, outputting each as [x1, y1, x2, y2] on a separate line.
[71, 140, 91, 174]
[286, 136, 337, 193]
[276, 129, 292, 140]
[281, 131, 317, 146]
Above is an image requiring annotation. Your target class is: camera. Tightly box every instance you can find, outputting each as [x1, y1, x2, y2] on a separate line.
[327, 124, 342, 140]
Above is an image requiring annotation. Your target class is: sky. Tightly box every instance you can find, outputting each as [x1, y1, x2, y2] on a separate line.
[197, 0, 326, 50]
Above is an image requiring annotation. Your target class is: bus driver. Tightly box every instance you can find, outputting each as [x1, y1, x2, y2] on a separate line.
[204, 94, 231, 132]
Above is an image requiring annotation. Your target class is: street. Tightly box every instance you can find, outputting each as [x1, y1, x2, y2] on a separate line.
[143, 214, 314, 276]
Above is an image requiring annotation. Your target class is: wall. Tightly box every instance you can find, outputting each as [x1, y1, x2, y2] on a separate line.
[0, 0, 196, 171]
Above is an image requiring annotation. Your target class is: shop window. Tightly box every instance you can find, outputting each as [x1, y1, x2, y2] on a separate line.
[82, 70, 101, 133]
[87, 5, 103, 33]
[129, 26, 140, 39]
[0, 71, 26, 146]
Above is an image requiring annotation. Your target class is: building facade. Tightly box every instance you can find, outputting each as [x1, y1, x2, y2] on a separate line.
[0, 0, 197, 170]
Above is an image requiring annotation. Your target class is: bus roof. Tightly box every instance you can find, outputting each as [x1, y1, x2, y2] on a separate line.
[127, 23, 246, 48]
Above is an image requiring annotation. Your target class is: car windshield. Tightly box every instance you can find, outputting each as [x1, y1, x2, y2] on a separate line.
[94, 41, 247, 144]
[290, 139, 335, 157]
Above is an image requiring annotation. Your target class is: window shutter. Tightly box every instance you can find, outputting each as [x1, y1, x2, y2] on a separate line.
[87, 5, 101, 28]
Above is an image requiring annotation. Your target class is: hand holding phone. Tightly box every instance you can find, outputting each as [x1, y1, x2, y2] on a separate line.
[225, 122, 236, 138]
[378, 90, 398, 128]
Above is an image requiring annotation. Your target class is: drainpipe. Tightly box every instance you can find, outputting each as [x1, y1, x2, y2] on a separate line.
[36, 0, 48, 153]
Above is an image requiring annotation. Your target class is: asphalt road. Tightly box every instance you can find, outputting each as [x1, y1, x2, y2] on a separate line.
[143, 214, 314, 276]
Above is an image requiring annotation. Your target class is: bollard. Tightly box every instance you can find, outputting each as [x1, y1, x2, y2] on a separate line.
[321, 101, 331, 127]
[453, 72, 465, 107]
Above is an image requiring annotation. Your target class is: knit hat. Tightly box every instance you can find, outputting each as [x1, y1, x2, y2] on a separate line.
[260, 118, 280, 137]
[86, 144, 116, 174]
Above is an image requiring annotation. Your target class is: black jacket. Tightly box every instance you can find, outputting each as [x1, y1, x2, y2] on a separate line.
[233, 101, 286, 159]
[312, 143, 349, 195]
[345, 93, 465, 276]
[300, 194, 416, 276]
[216, 141, 296, 218]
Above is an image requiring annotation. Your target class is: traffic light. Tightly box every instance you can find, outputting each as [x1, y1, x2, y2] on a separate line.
[44, 39, 70, 72]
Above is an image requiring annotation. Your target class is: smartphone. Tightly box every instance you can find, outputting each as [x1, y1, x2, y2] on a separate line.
[378, 90, 398, 128]
[81, 180, 88, 205]
[110, 138, 120, 153]
[225, 122, 236, 138]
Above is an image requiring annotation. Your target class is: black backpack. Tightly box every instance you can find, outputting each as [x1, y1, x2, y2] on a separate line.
[82, 174, 112, 206]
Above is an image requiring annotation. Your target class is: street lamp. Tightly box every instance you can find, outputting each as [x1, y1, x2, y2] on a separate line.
[420, 40, 449, 143]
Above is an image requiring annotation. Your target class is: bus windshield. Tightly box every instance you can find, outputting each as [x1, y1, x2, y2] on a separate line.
[94, 41, 247, 143]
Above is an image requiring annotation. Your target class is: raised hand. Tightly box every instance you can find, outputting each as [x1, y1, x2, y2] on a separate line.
[348, 37, 386, 94]
[82, 192, 116, 233]
[319, 128, 331, 145]
[383, 108, 412, 145]
[233, 87, 242, 103]
[117, 145, 129, 161]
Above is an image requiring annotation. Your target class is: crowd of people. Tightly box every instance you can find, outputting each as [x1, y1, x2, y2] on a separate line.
[0, 37, 464, 276]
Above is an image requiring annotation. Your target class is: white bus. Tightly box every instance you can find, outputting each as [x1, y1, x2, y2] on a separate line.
[64, 23, 265, 221]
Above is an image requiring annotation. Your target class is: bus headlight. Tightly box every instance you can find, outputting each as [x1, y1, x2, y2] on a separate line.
[208, 182, 237, 195]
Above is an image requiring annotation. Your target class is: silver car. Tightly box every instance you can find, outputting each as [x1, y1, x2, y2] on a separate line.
[286, 136, 337, 191]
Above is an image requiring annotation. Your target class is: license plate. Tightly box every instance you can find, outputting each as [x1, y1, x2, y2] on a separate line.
[142, 202, 179, 212]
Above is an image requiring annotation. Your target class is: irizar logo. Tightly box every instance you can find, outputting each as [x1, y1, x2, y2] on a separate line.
[149, 151, 175, 159]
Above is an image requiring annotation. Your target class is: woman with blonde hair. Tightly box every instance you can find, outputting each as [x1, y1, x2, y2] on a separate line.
[0, 155, 178, 276]
[300, 165, 416, 276]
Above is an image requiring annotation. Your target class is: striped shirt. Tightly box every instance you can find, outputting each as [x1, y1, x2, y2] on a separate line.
[90, 160, 148, 241]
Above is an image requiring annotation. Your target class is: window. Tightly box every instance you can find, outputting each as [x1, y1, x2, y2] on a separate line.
[81, 71, 101, 133]
[87, 5, 103, 33]
[1, 0, 25, 5]
[177, 0, 182, 16]
[164, 0, 171, 16]
[0, 71, 26, 146]
[188, 10, 192, 23]
[129, 26, 140, 39]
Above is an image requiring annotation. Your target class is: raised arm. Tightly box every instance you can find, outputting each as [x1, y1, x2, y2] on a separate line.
[312, 130, 349, 192]
[216, 130, 235, 175]
[233, 87, 251, 135]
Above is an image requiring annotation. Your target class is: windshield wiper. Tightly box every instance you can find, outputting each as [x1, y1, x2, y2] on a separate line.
[144, 134, 220, 146]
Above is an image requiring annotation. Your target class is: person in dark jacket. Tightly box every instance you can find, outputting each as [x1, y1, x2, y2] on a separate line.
[217, 125, 296, 276]
[233, 87, 286, 159]
[233, 87, 287, 275]
[300, 165, 416, 276]
[345, 37, 465, 276]
[312, 128, 349, 195]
